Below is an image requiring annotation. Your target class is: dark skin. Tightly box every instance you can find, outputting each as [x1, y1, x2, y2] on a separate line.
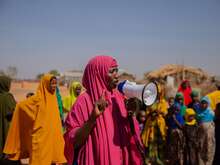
[168, 97, 174, 107]
[192, 96, 200, 102]
[176, 96, 184, 105]
[26, 92, 34, 98]
[137, 110, 146, 124]
[200, 101, 208, 111]
[181, 81, 190, 90]
[48, 77, 57, 94]
[126, 97, 140, 115]
[75, 85, 82, 96]
[215, 103, 220, 119]
[187, 115, 196, 123]
[74, 67, 119, 149]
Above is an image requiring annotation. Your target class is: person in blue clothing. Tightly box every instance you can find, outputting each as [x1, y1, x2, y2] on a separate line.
[166, 103, 185, 165]
[174, 93, 187, 116]
[188, 90, 200, 113]
[197, 96, 215, 165]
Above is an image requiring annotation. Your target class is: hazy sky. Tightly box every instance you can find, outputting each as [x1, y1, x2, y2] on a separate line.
[0, 0, 219, 79]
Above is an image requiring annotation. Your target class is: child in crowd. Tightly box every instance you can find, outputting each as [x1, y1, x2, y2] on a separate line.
[188, 90, 200, 113]
[184, 108, 199, 165]
[166, 103, 185, 165]
[136, 110, 146, 133]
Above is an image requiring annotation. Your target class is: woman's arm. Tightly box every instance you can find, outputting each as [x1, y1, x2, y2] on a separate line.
[73, 112, 97, 149]
[172, 114, 183, 129]
[73, 94, 108, 149]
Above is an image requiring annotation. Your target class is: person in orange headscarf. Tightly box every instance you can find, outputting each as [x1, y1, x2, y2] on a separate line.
[3, 74, 66, 165]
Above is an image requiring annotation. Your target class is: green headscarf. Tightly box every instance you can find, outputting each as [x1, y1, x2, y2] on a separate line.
[190, 90, 199, 98]
[0, 76, 11, 93]
[175, 92, 187, 116]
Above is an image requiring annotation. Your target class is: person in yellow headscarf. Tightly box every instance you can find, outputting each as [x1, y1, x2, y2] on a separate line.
[62, 81, 82, 113]
[141, 83, 168, 165]
[207, 81, 220, 111]
[184, 108, 199, 165]
[3, 74, 66, 165]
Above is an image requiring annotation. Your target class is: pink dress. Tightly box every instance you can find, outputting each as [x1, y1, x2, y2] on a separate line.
[64, 56, 143, 165]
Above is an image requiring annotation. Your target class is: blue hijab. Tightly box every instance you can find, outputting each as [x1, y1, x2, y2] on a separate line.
[167, 103, 185, 129]
[197, 96, 214, 123]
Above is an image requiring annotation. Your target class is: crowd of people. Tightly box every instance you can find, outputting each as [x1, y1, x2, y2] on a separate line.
[137, 80, 219, 165]
[0, 55, 220, 165]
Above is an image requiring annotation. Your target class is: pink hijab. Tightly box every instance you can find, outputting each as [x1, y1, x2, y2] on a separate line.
[64, 56, 142, 165]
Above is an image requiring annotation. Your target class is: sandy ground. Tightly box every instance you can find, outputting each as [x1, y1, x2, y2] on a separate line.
[10, 81, 69, 102]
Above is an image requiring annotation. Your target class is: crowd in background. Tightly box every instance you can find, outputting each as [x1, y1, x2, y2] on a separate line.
[1, 56, 220, 165]
[136, 80, 220, 165]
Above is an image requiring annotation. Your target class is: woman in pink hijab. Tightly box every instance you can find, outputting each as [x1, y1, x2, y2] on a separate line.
[64, 56, 143, 165]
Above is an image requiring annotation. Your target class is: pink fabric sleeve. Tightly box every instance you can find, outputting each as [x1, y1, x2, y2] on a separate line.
[64, 100, 86, 165]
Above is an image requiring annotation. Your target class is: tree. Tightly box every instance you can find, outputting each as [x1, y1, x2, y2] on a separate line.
[6, 66, 17, 79]
[49, 69, 60, 77]
[0, 70, 5, 76]
[36, 73, 44, 80]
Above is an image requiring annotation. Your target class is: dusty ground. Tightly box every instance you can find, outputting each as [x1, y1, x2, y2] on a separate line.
[10, 81, 69, 102]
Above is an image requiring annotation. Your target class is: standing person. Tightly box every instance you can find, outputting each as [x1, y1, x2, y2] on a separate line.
[213, 103, 220, 165]
[207, 81, 220, 111]
[64, 56, 143, 165]
[141, 84, 168, 165]
[166, 103, 185, 165]
[178, 80, 192, 106]
[188, 90, 200, 113]
[136, 110, 146, 133]
[0, 76, 17, 163]
[197, 96, 215, 165]
[175, 92, 187, 116]
[184, 108, 199, 165]
[168, 96, 174, 108]
[3, 74, 66, 165]
[62, 82, 82, 117]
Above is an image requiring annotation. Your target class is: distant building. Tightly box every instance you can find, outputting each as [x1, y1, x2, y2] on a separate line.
[60, 70, 83, 86]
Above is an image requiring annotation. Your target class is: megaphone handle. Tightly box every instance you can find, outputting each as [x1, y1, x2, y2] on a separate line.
[128, 116, 146, 165]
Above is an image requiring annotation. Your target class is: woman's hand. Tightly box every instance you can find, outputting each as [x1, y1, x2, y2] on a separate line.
[126, 98, 139, 114]
[91, 92, 108, 121]
[74, 92, 108, 149]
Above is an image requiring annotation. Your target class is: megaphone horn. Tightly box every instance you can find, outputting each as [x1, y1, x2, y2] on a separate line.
[118, 80, 158, 106]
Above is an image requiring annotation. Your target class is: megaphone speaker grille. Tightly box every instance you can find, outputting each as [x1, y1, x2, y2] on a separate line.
[142, 82, 158, 106]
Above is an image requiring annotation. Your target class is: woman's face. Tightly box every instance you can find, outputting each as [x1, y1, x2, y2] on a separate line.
[168, 98, 174, 106]
[192, 96, 199, 102]
[139, 111, 146, 123]
[107, 67, 119, 90]
[188, 115, 195, 122]
[182, 81, 189, 89]
[201, 101, 208, 110]
[177, 96, 184, 104]
[49, 77, 57, 94]
[75, 85, 82, 96]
